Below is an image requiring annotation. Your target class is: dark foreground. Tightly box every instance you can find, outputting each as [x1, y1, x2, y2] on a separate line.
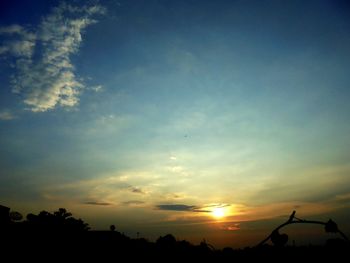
[1, 206, 348, 261]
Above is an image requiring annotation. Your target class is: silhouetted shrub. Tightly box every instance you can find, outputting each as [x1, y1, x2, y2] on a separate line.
[156, 234, 176, 247]
[24, 208, 89, 232]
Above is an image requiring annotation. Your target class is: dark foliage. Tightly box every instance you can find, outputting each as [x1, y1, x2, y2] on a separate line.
[24, 208, 90, 232]
[271, 230, 288, 247]
[325, 219, 338, 233]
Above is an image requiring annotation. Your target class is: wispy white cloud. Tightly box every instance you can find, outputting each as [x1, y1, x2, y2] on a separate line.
[0, 110, 16, 120]
[41, 171, 154, 206]
[89, 85, 103, 92]
[0, 2, 105, 112]
[0, 24, 26, 34]
[0, 24, 36, 57]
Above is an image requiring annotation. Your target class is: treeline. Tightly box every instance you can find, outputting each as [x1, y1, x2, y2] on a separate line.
[0, 205, 348, 261]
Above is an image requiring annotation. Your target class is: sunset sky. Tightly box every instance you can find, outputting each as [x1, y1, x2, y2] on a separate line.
[1, 0, 350, 248]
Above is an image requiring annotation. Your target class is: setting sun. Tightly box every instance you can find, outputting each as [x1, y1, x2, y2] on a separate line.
[212, 207, 225, 219]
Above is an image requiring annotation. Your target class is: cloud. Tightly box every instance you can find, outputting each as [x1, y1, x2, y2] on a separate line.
[122, 200, 145, 206]
[0, 2, 105, 112]
[205, 203, 231, 208]
[0, 110, 16, 120]
[156, 204, 199, 212]
[335, 192, 350, 202]
[0, 24, 26, 34]
[156, 203, 232, 213]
[220, 223, 240, 231]
[40, 171, 158, 207]
[164, 193, 187, 200]
[0, 25, 36, 57]
[90, 85, 103, 92]
[0, 40, 35, 57]
[83, 201, 112, 206]
[130, 187, 146, 194]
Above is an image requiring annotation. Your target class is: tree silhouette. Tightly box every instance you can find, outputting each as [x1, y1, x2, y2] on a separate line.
[25, 208, 89, 231]
[53, 208, 72, 219]
[156, 234, 176, 247]
[9, 211, 23, 222]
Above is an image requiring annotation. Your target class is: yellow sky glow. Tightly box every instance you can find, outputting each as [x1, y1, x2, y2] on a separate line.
[212, 207, 225, 219]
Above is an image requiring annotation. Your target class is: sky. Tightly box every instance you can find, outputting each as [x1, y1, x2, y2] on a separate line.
[1, 0, 350, 248]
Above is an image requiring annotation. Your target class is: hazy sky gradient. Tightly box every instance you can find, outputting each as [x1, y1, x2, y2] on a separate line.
[1, 0, 350, 248]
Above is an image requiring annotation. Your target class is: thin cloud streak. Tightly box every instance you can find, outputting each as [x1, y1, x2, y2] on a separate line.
[122, 200, 145, 206]
[0, 110, 17, 120]
[156, 204, 198, 212]
[83, 201, 112, 206]
[130, 187, 146, 194]
[155, 204, 224, 213]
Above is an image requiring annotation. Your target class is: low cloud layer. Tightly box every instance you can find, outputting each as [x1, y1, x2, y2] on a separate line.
[156, 204, 199, 212]
[83, 201, 112, 206]
[155, 203, 230, 213]
[0, 2, 105, 112]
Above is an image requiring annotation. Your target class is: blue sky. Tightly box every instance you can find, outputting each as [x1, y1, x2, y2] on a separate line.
[1, 0, 350, 247]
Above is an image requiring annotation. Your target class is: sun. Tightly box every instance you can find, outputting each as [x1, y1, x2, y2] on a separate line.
[212, 207, 225, 219]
